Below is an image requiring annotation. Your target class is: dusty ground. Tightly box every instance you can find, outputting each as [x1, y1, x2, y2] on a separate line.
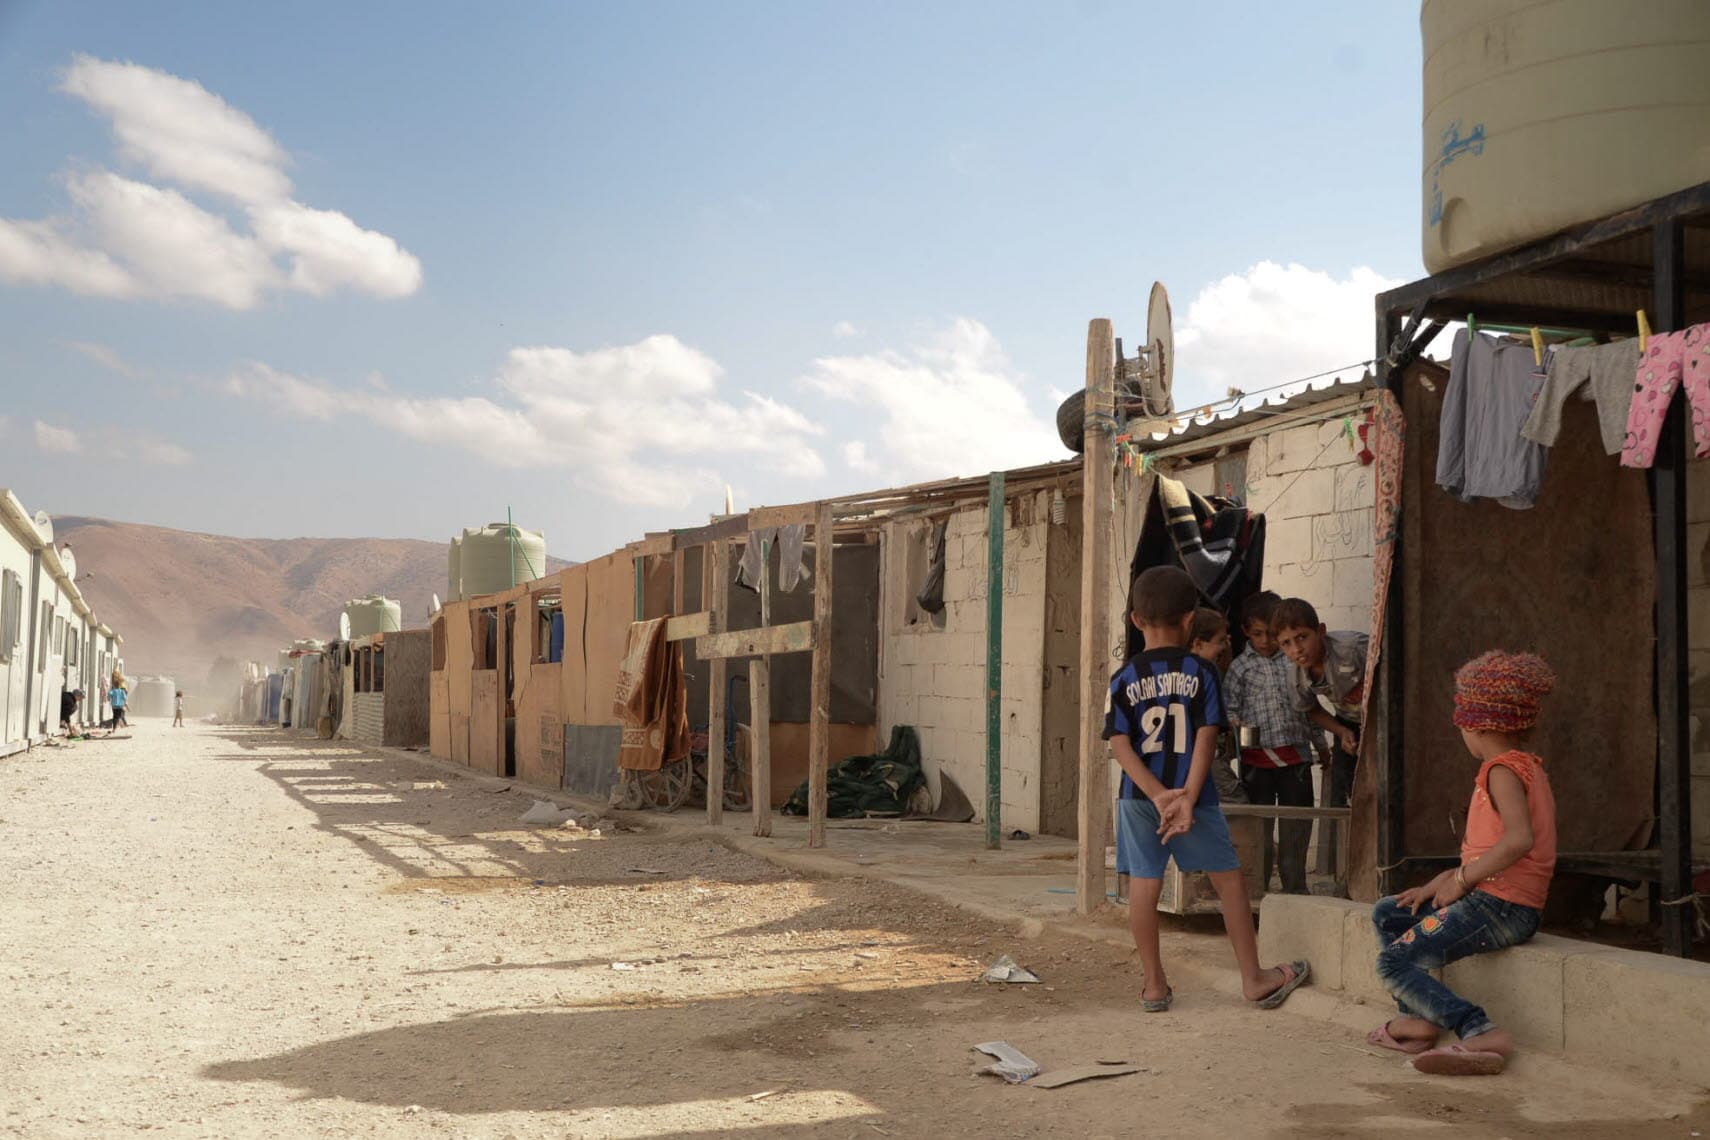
[2, 725, 1706, 1139]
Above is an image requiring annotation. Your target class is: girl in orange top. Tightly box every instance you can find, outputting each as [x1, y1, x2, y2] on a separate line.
[1365, 651, 1557, 1076]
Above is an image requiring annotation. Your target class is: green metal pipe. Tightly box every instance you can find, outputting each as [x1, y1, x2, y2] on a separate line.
[985, 471, 1004, 850]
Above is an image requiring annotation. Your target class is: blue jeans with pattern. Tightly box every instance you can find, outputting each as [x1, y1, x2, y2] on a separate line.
[1372, 889, 1540, 1040]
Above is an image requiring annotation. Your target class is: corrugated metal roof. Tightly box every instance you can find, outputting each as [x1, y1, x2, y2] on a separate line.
[1140, 375, 1374, 452]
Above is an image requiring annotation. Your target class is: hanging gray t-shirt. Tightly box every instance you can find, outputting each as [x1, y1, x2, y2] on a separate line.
[1519, 338, 1639, 456]
[1436, 329, 1549, 510]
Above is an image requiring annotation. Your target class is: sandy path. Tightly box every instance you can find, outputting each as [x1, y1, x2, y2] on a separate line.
[1, 724, 1704, 1139]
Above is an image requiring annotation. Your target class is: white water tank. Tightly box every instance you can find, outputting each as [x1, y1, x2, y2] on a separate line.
[1423, 0, 1710, 272]
[448, 536, 463, 602]
[343, 595, 402, 638]
[458, 522, 547, 599]
[133, 676, 176, 718]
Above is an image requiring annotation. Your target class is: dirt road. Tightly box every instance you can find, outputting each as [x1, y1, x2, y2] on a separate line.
[2, 725, 1704, 1138]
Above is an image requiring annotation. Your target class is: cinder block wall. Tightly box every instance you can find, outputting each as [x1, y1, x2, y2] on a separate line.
[878, 490, 1051, 833]
[1225, 416, 1377, 636]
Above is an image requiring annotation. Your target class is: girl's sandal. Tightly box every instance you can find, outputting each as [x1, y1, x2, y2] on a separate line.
[1140, 987, 1173, 1013]
[1366, 1021, 1434, 1055]
[1254, 960, 1311, 1010]
[1411, 1044, 1506, 1076]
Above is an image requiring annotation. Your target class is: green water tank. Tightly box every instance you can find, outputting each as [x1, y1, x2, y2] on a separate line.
[343, 595, 403, 638]
[458, 522, 547, 600]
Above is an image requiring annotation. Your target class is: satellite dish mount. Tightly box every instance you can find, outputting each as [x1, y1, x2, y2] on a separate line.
[1114, 282, 1174, 426]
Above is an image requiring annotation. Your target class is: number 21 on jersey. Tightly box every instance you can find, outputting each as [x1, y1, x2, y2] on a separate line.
[1139, 705, 1189, 755]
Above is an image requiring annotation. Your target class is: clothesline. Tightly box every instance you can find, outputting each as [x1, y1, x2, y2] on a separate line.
[1085, 357, 1377, 445]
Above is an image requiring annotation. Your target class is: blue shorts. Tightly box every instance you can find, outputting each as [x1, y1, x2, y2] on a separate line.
[1115, 798, 1241, 879]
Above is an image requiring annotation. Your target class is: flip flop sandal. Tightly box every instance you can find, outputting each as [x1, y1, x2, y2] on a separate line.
[1411, 1044, 1506, 1076]
[1255, 960, 1311, 1010]
[1140, 987, 1174, 1013]
[1366, 1021, 1434, 1055]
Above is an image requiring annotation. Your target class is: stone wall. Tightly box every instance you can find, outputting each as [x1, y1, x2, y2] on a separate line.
[878, 490, 1052, 833]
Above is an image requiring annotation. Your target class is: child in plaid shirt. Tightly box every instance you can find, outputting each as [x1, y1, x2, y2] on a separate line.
[1225, 592, 1317, 894]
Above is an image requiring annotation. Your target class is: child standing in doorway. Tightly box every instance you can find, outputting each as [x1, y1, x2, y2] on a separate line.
[1367, 651, 1557, 1076]
[1188, 607, 1246, 805]
[1106, 567, 1310, 1013]
[1225, 592, 1318, 894]
[173, 690, 185, 728]
[1272, 598, 1369, 810]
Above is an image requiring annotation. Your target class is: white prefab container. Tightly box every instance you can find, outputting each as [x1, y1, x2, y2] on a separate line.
[448, 536, 463, 603]
[1422, 0, 1710, 272]
[343, 595, 402, 638]
[458, 522, 547, 599]
[133, 676, 176, 718]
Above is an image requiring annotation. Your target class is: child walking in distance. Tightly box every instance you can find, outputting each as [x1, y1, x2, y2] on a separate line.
[173, 691, 185, 727]
[1107, 567, 1310, 1013]
[1368, 651, 1557, 1076]
[106, 680, 128, 735]
[1188, 607, 1246, 805]
[1226, 592, 1318, 894]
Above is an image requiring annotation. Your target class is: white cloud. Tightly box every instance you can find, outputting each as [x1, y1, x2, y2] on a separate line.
[225, 334, 824, 508]
[60, 55, 291, 205]
[34, 421, 82, 453]
[831, 320, 859, 339]
[133, 438, 192, 466]
[67, 340, 142, 378]
[1173, 262, 1401, 410]
[803, 318, 1059, 484]
[0, 56, 420, 309]
[842, 440, 880, 474]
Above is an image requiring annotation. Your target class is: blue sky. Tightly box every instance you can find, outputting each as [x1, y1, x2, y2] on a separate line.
[0, 1, 1423, 561]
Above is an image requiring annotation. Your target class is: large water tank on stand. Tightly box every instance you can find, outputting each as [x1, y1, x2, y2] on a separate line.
[133, 676, 176, 718]
[343, 595, 403, 638]
[458, 522, 547, 599]
[1422, 0, 1710, 273]
[448, 536, 463, 602]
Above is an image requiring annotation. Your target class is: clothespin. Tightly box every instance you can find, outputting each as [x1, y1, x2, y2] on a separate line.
[1530, 327, 1544, 367]
[1342, 415, 1356, 450]
[1638, 310, 1651, 353]
[1467, 313, 1476, 337]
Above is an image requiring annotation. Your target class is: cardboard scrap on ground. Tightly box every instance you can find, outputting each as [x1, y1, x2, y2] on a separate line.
[972, 1041, 1040, 1084]
[1029, 1063, 1145, 1089]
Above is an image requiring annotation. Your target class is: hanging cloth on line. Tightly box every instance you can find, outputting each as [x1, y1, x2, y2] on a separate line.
[1436, 329, 1547, 510]
[1520, 338, 1638, 457]
[734, 524, 811, 593]
[1133, 474, 1265, 613]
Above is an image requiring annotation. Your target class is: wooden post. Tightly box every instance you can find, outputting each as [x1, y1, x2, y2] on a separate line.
[751, 535, 773, 837]
[706, 540, 729, 827]
[985, 472, 1005, 850]
[671, 549, 686, 615]
[807, 501, 834, 848]
[1076, 318, 1115, 915]
[1653, 218, 1693, 958]
[632, 557, 643, 621]
[1375, 307, 1406, 897]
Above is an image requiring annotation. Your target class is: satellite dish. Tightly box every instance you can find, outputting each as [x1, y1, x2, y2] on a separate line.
[338, 613, 351, 640]
[33, 511, 53, 543]
[431, 593, 442, 614]
[1144, 281, 1174, 416]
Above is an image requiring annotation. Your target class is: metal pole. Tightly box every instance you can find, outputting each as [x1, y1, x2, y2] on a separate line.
[985, 471, 1005, 850]
[1652, 218, 1693, 958]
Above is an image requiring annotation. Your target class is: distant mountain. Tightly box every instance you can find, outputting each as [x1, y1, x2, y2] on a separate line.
[53, 517, 571, 692]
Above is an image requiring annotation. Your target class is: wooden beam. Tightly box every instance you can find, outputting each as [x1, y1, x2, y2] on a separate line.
[747, 503, 819, 530]
[694, 620, 816, 660]
[671, 548, 686, 615]
[664, 611, 710, 642]
[705, 541, 729, 827]
[1075, 318, 1114, 915]
[984, 472, 1004, 850]
[631, 533, 672, 557]
[1653, 218, 1694, 958]
[806, 501, 834, 849]
[750, 660, 771, 836]
[672, 514, 750, 550]
[1221, 805, 1353, 822]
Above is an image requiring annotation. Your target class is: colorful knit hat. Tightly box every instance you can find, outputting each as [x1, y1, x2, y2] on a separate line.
[1453, 651, 1555, 733]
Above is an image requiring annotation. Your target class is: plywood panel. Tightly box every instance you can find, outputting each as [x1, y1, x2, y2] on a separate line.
[470, 671, 500, 775]
[558, 564, 590, 723]
[429, 673, 450, 759]
[583, 552, 632, 728]
[451, 712, 470, 764]
[516, 662, 564, 789]
[762, 722, 877, 810]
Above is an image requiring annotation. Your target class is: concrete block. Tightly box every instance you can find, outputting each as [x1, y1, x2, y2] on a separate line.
[1340, 902, 1393, 1006]
[1267, 517, 1315, 567]
[935, 665, 984, 702]
[1176, 462, 1216, 497]
[1257, 894, 1355, 992]
[1332, 557, 1375, 610]
[1268, 467, 1336, 521]
[1564, 947, 1710, 1085]
[1333, 464, 1374, 513]
[1246, 436, 1271, 481]
[1441, 933, 1607, 1052]
[1265, 425, 1325, 476]
[1264, 561, 1322, 603]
